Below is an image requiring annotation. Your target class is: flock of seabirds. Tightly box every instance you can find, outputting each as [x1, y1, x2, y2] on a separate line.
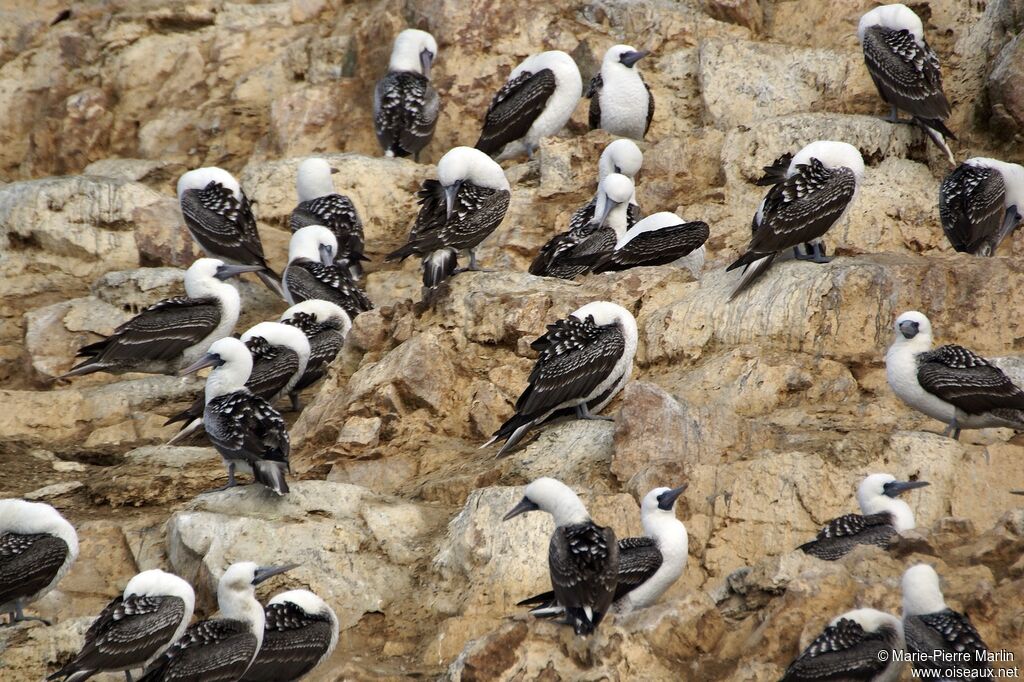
[2, 3, 1024, 680]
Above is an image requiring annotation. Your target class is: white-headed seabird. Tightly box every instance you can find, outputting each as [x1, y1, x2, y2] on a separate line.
[727, 140, 864, 300]
[280, 300, 351, 411]
[374, 28, 440, 161]
[504, 477, 619, 636]
[178, 337, 291, 495]
[798, 473, 928, 561]
[485, 301, 637, 457]
[474, 51, 582, 160]
[284, 225, 373, 319]
[49, 569, 195, 682]
[902, 563, 991, 679]
[239, 589, 339, 682]
[519, 484, 688, 617]
[886, 310, 1024, 439]
[61, 258, 259, 379]
[781, 608, 905, 682]
[386, 146, 510, 294]
[177, 168, 283, 297]
[530, 172, 637, 279]
[572, 211, 709, 275]
[858, 3, 955, 165]
[290, 158, 366, 279]
[0, 499, 78, 625]
[139, 562, 295, 682]
[940, 157, 1024, 256]
[587, 45, 654, 140]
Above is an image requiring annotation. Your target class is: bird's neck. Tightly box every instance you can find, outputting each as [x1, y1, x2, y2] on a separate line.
[218, 588, 266, 650]
[642, 513, 688, 562]
[862, 496, 915, 531]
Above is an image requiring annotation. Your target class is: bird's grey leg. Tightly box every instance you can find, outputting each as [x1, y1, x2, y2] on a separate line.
[11, 602, 50, 626]
[793, 243, 831, 263]
[575, 403, 614, 422]
[203, 463, 239, 495]
[125, 671, 134, 682]
[942, 417, 961, 440]
[888, 105, 900, 123]
[289, 392, 302, 412]
[455, 250, 493, 273]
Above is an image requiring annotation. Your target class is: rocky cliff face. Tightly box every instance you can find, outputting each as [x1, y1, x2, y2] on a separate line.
[2, 0, 1024, 680]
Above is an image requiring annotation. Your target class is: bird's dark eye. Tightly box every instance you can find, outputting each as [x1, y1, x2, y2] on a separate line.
[614, 165, 621, 174]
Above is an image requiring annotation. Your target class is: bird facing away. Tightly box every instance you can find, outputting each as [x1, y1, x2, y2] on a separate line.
[239, 589, 339, 682]
[178, 337, 291, 495]
[475, 50, 582, 160]
[940, 157, 1024, 256]
[289, 158, 366, 279]
[0, 499, 78, 626]
[886, 310, 1024, 439]
[530, 171, 638, 279]
[572, 211, 710, 275]
[139, 562, 295, 682]
[284, 225, 373, 319]
[798, 473, 929, 561]
[504, 477, 619, 636]
[858, 3, 955, 165]
[781, 608, 906, 682]
[280, 300, 351, 411]
[177, 168, 283, 297]
[727, 140, 864, 300]
[485, 301, 638, 457]
[60, 258, 260, 379]
[519, 484, 689, 617]
[902, 563, 991, 679]
[49, 569, 195, 682]
[387, 146, 510, 294]
[374, 29, 440, 161]
[587, 44, 654, 140]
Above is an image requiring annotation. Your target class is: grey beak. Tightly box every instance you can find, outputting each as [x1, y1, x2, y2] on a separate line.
[503, 497, 540, 521]
[178, 352, 220, 376]
[420, 48, 434, 79]
[898, 320, 919, 340]
[1011, 490, 1024, 496]
[656, 484, 688, 511]
[593, 196, 620, 228]
[318, 242, 335, 266]
[620, 50, 649, 68]
[330, 167, 339, 175]
[884, 480, 930, 497]
[253, 563, 299, 585]
[215, 263, 265, 281]
[444, 180, 463, 221]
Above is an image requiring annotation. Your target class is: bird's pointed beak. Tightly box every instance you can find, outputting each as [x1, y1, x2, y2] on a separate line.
[318, 242, 335, 266]
[330, 167, 339, 175]
[253, 563, 299, 585]
[503, 497, 539, 521]
[1012, 490, 1024, 496]
[898, 320, 920, 340]
[444, 180, 463, 221]
[215, 263, 265, 281]
[178, 352, 220, 377]
[620, 50, 649, 68]
[420, 48, 434, 79]
[657, 484, 688, 511]
[884, 480, 930, 497]
[593, 196, 620, 228]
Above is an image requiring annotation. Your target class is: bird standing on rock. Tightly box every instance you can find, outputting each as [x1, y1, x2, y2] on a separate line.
[587, 44, 654, 140]
[781, 608, 906, 682]
[940, 157, 1024, 256]
[290, 158, 366, 279]
[374, 29, 440, 161]
[284, 225, 373, 319]
[239, 589, 339, 682]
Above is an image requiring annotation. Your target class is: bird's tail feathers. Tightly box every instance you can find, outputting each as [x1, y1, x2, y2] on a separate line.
[254, 460, 289, 495]
[516, 590, 556, 607]
[485, 413, 538, 457]
[422, 248, 458, 289]
[566, 606, 597, 636]
[57, 359, 102, 379]
[728, 253, 776, 301]
[913, 117, 956, 165]
[166, 419, 204, 445]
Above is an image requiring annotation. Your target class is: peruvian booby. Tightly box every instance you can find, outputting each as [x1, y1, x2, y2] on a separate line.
[572, 138, 644, 229]
[178, 337, 291, 495]
[798, 473, 928, 561]
[886, 310, 1024, 439]
[139, 562, 295, 682]
[290, 158, 366, 280]
[519, 484, 688, 617]
[239, 590, 339, 682]
[386, 146, 510, 294]
[485, 301, 637, 457]
[284, 225, 373, 319]
[781, 608, 905, 682]
[504, 477, 619, 636]
[586, 45, 654, 140]
[374, 29, 440, 161]
[530, 172, 637, 279]
[60, 258, 259, 379]
[177, 168, 283, 297]
[940, 157, 1024, 256]
[49, 569, 195, 682]
[858, 3, 955, 165]
[167, 321, 311, 442]
[0, 499, 78, 626]
[727, 140, 864, 300]
[902, 563, 991, 679]
[572, 211, 709, 275]
[475, 51, 582, 160]
[280, 300, 351, 411]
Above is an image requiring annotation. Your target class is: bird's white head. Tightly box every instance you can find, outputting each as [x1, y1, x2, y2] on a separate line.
[901, 563, 948, 617]
[217, 562, 296, 630]
[602, 44, 650, 72]
[791, 140, 865, 182]
[514, 50, 581, 90]
[639, 485, 689, 549]
[389, 28, 438, 77]
[598, 139, 644, 183]
[437, 146, 510, 192]
[177, 167, 242, 202]
[892, 310, 934, 352]
[571, 300, 635, 330]
[856, 473, 929, 531]
[858, 4, 924, 46]
[0, 499, 79, 556]
[296, 158, 336, 203]
[592, 173, 636, 232]
[966, 157, 1024, 210]
[831, 608, 905, 639]
[183, 258, 263, 299]
[281, 300, 352, 336]
[125, 569, 196, 611]
[181, 336, 253, 400]
[289, 225, 339, 265]
[503, 477, 590, 527]
[241, 321, 312, 359]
